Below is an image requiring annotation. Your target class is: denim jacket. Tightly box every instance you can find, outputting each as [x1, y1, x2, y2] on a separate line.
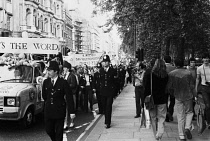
[167, 68, 195, 101]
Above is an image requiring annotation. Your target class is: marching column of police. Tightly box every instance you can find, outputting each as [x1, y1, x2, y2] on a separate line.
[41, 53, 132, 140]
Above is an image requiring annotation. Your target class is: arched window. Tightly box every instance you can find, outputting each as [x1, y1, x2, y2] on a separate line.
[39, 15, 43, 31]
[44, 18, 48, 32]
[54, 23, 56, 36]
[33, 9, 38, 28]
[26, 8, 31, 26]
[50, 18, 53, 33]
[57, 25, 60, 37]
[40, 0, 43, 5]
[57, 5, 59, 16]
[50, 0, 52, 9]
[54, 2, 56, 14]
[44, 0, 47, 6]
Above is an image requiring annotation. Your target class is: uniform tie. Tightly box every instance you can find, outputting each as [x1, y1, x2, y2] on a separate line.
[51, 79, 54, 86]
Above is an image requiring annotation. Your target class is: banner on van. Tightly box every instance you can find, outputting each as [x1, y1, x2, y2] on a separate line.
[0, 37, 60, 54]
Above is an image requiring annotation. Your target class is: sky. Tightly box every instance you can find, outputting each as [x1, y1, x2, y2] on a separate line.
[66, 0, 122, 44]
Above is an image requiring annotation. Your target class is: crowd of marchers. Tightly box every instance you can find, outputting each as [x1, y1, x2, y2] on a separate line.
[133, 53, 210, 141]
[39, 53, 134, 141]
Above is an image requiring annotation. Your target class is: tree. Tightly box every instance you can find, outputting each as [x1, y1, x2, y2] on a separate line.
[91, 0, 210, 61]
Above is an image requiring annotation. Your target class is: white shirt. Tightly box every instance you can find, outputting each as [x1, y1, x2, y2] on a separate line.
[104, 67, 109, 72]
[64, 72, 70, 80]
[51, 76, 58, 85]
[85, 74, 90, 86]
[197, 64, 210, 85]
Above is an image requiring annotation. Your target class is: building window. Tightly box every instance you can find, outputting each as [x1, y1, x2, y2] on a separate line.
[50, 0, 53, 9]
[44, 18, 48, 32]
[6, 15, 11, 30]
[26, 8, 31, 26]
[33, 10, 38, 28]
[54, 23, 56, 36]
[57, 25, 60, 37]
[50, 18, 53, 33]
[57, 5, 59, 16]
[54, 2, 56, 14]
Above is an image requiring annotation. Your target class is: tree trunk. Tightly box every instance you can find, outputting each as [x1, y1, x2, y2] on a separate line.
[165, 37, 170, 56]
[177, 37, 185, 62]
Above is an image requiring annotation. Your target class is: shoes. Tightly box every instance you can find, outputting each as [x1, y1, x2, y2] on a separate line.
[169, 115, 173, 121]
[155, 134, 162, 141]
[134, 115, 141, 118]
[184, 129, 192, 139]
[105, 124, 111, 129]
[165, 117, 169, 122]
[155, 136, 161, 141]
[165, 113, 173, 122]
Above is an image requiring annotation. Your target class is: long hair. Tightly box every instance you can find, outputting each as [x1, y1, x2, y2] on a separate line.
[152, 59, 167, 78]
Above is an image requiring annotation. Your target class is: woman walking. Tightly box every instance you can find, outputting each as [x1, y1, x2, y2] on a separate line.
[144, 59, 169, 140]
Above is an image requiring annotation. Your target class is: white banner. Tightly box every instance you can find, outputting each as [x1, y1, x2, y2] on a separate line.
[63, 53, 103, 66]
[0, 37, 60, 54]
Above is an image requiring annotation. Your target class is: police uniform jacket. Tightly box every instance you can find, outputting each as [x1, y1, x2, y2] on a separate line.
[66, 72, 77, 95]
[99, 67, 116, 97]
[42, 77, 75, 119]
[93, 71, 100, 91]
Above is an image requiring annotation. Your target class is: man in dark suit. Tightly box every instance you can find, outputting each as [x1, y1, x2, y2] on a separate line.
[63, 61, 77, 129]
[99, 55, 117, 128]
[42, 61, 75, 141]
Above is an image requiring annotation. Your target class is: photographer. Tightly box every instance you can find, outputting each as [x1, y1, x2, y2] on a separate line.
[196, 53, 210, 129]
[133, 62, 146, 118]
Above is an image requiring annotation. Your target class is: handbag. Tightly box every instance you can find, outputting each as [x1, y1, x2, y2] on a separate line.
[195, 94, 206, 135]
[144, 73, 155, 110]
[197, 101, 206, 135]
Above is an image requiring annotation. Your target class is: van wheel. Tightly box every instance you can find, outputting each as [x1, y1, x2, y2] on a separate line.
[19, 108, 34, 129]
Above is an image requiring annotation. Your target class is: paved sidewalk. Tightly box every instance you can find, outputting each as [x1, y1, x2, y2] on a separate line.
[81, 84, 156, 141]
[79, 83, 210, 141]
[161, 106, 210, 141]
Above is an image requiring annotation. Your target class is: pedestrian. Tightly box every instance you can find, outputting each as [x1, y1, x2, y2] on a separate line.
[78, 67, 86, 111]
[99, 55, 117, 128]
[42, 61, 75, 141]
[133, 62, 145, 118]
[83, 67, 95, 112]
[62, 61, 77, 130]
[195, 52, 210, 129]
[144, 59, 168, 140]
[167, 58, 196, 141]
[187, 57, 197, 120]
[164, 55, 176, 122]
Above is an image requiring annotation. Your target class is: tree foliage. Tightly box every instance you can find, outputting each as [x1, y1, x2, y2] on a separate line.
[91, 0, 210, 61]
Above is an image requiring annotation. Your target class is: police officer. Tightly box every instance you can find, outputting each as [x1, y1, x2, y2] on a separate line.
[42, 61, 75, 141]
[93, 63, 104, 114]
[99, 55, 117, 128]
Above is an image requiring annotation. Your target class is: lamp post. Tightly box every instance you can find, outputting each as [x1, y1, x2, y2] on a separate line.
[133, 20, 137, 63]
